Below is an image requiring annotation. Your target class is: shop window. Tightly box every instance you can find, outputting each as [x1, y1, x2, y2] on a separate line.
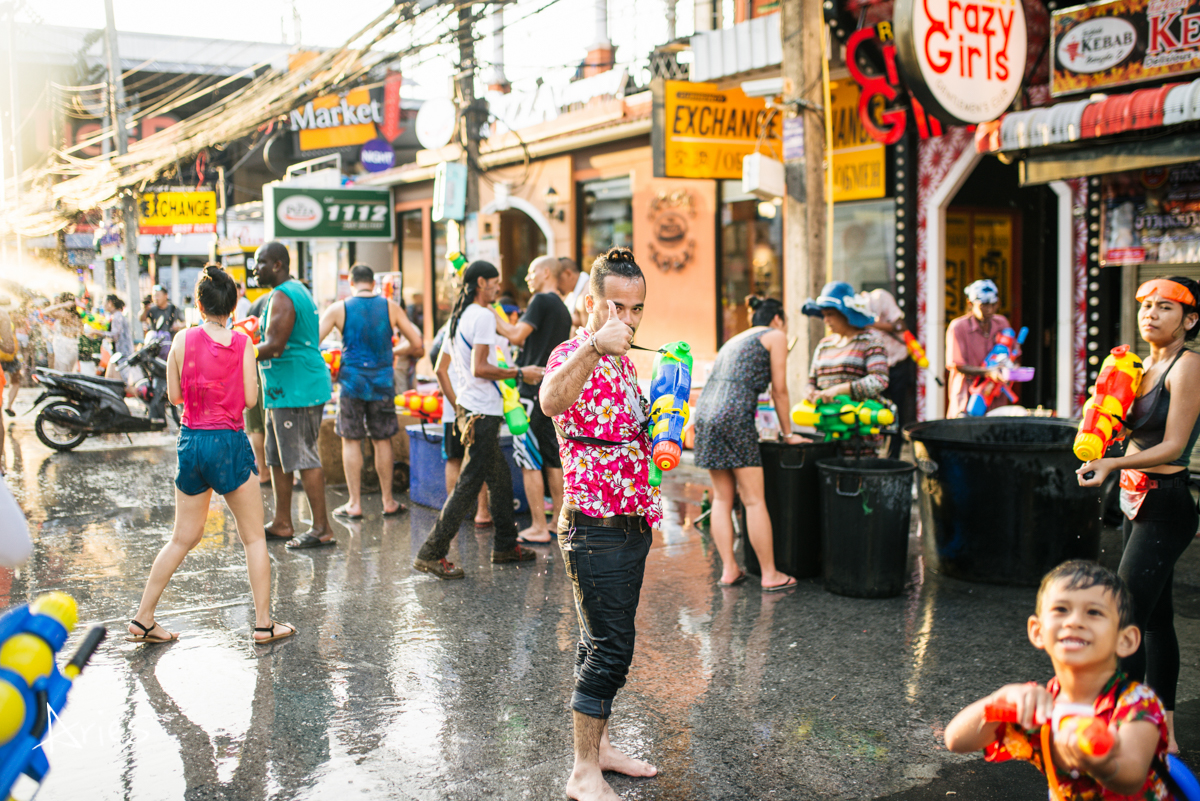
[831, 199, 897, 297]
[1101, 164, 1200, 267]
[398, 210, 425, 327]
[432, 220, 454, 332]
[579, 176, 633, 268]
[719, 181, 783, 343]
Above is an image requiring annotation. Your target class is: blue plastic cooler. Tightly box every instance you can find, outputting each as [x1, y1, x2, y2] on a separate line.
[406, 424, 529, 513]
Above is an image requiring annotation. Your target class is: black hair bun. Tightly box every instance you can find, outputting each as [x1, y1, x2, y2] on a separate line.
[747, 295, 762, 310]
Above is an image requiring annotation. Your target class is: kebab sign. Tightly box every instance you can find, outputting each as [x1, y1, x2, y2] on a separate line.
[894, 0, 1028, 123]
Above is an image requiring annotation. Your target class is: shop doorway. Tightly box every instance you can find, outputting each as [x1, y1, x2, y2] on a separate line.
[499, 208, 548, 307]
[946, 157, 1059, 411]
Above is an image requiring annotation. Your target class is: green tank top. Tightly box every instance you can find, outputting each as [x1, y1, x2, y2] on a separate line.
[260, 279, 332, 409]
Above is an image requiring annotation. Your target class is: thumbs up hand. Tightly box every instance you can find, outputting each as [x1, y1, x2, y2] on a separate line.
[592, 299, 633, 357]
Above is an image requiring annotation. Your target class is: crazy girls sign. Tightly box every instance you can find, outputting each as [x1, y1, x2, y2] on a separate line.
[894, 0, 1029, 123]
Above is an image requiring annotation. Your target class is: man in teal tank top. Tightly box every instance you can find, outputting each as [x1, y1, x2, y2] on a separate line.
[254, 241, 334, 549]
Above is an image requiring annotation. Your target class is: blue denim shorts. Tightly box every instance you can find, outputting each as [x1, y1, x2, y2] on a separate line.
[176, 427, 259, 496]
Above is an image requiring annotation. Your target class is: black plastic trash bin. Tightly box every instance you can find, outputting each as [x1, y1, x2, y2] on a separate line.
[742, 439, 839, 579]
[817, 458, 916, 598]
[904, 418, 1100, 586]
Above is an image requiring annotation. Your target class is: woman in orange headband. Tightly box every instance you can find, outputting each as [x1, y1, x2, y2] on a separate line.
[1077, 275, 1200, 752]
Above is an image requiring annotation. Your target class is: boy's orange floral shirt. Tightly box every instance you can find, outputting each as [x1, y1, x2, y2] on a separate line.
[985, 672, 1173, 800]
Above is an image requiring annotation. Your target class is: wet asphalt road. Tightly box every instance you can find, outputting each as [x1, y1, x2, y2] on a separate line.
[5, 389, 1200, 800]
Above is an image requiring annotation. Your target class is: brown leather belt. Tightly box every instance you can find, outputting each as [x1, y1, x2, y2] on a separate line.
[562, 509, 648, 532]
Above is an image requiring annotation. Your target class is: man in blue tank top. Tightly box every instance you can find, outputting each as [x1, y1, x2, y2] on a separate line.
[254, 241, 334, 549]
[319, 263, 424, 520]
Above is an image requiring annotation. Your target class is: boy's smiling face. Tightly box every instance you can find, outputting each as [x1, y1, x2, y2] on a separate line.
[1028, 579, 1140, 670]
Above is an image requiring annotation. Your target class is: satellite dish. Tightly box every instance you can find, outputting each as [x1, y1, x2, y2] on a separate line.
[415, 98, 458, 151]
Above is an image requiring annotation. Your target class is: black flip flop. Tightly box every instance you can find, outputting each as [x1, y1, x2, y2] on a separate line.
[285, 532, 336, 549]
[265, 528, 292, 540]
[382, 503, 407, 517]
[3, 409, 13, 418]
[762, 576, 798, 593]
[516, 535, 556, 546]
[719, 572, 747, 587]
[332, 504, 363, 520]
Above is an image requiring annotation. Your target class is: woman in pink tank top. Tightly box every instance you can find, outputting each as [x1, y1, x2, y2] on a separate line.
[127, 266, 296, 646]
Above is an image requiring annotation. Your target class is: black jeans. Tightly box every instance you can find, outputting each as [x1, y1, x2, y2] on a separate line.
[559, 517, 652, 719]
[1118, 481, 1199, 710]
[884, 359, 916, 459]
[418, 414, 516, 561]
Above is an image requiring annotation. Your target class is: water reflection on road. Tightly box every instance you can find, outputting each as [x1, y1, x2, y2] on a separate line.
[0, 415, 1113, 800]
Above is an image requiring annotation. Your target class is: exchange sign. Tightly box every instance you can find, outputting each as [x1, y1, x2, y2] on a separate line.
[264, 186, 394, 241]
[138, 189, 217, 235]
[654, 80, 782, 179]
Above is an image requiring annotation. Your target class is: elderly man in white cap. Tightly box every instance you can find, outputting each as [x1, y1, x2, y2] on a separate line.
[946, 279, 1012, 417]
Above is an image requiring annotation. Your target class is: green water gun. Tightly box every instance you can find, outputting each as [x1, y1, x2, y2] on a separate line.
[493, 347, 529, 435]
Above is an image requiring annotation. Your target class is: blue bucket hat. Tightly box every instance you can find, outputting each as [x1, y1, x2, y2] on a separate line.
[802, 281, 875, 328]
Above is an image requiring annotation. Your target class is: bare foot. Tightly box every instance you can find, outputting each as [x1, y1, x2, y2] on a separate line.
[566, 769, 622, 801]
[265, 522, 294, 539]
[332, 502, 363, 518]
[517, 524, 553, 544]
[599, 743, 657, 777]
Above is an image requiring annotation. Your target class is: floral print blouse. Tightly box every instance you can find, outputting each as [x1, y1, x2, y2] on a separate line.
[545, 330, 663, 528]
[985, 672, 1173, 800]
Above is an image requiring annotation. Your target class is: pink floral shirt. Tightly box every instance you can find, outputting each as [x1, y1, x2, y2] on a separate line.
[545, 330, 663, 528]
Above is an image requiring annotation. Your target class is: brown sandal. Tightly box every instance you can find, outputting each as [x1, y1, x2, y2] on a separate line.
[252, 621, 297, 644]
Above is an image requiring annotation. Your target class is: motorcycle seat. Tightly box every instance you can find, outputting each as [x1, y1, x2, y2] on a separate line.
[72, 374, 128, 391]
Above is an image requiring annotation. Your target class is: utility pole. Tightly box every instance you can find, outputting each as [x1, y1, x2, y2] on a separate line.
[456, 4, 480, 244]
[104, 0, 142, 326]
[780, 0, 828, 402]
[5, 3, 21, 268]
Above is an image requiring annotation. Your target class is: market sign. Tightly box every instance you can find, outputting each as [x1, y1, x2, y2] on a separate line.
[894, 0, 1028, 124]
[289, 87, 382, 152]
[1051, 0, 1200, 95]
[138, 189, 217, 235]
[829, 80, 886, 202]
[263, 186, 394, 241]
[652, 80, 782, 179]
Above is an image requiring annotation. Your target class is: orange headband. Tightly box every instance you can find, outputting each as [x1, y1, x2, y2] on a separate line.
[1136, 278, 1196, 307]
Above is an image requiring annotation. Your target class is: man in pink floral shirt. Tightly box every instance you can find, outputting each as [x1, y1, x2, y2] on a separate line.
[541, 247, 662, 801]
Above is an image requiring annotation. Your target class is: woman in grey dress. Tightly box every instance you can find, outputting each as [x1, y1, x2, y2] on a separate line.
[694, 298, 806, 591]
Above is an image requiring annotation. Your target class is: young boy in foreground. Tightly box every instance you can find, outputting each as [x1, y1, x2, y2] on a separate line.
[944, 560, 1174, 799]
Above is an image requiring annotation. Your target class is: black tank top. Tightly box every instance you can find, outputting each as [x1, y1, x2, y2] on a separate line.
[1128, 349, 1200, 467]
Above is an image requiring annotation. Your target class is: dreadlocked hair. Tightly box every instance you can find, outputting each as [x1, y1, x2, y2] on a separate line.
[448, 260, 500, 340]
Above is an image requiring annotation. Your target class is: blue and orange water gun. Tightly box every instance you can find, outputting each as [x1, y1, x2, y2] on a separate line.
[0, 592, 106, 799]
[966, 327, 1033, 417]
[648, 341, 692, 487]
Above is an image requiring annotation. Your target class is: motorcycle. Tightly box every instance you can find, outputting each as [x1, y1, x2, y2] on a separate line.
[31, 341, 179, 451]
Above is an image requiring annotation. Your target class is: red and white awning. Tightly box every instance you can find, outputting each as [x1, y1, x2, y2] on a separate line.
[976, 78, 1200, 153]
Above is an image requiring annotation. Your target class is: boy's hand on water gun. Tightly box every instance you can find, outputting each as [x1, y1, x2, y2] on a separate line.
[592, 300, 633, 357]
[984, 683, 1054, 729]
[1055, 718, 1120, 776]
[519, 365, 545, 384]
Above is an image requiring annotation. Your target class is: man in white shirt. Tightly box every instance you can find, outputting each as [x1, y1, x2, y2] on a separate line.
[414, 260, 544, 579]
[234, 282, 252, 321]
[865, 287, 915, 458]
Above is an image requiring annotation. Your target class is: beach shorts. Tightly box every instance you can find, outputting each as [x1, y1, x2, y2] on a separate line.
[265, 405, 324, 473]
[513, 399, 562, 471]
[336, 395, 399, 441]
[176, 427, 258, 496]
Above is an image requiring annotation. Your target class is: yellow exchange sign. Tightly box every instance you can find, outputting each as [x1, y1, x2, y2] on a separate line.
[138, 190, 217, 235]
[659, 81, 781, 179]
